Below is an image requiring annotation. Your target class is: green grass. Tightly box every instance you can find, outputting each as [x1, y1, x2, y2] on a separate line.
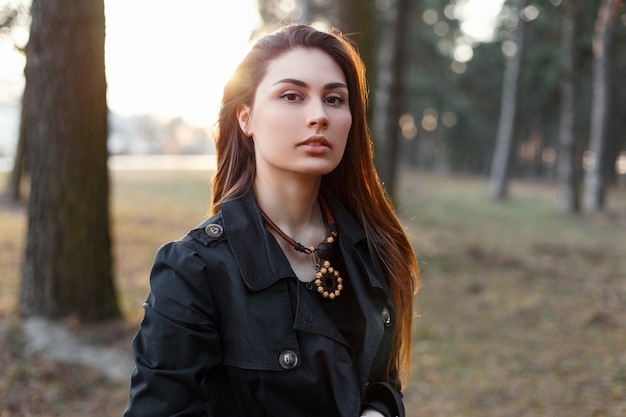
[1, 170, 625, 416]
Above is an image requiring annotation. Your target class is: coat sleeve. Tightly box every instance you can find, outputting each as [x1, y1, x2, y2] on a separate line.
[359, 313, 405, 417]
[124, 241, 221, 417]
[360, 346, 405, 417]
[361, 381, 405, 417]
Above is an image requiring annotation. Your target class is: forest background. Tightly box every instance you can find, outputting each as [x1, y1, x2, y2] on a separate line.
[0, 0, 625, 416]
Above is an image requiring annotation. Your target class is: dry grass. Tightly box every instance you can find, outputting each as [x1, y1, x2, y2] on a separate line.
[1, 170, 626, 416]
[399, 173, 626, 417]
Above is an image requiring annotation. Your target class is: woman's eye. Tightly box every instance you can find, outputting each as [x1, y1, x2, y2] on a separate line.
[281, 93, 302, 102]
[325, 95, 345, 105]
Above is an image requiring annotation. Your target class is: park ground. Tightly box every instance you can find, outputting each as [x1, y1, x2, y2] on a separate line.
[1, 170, 625, 416]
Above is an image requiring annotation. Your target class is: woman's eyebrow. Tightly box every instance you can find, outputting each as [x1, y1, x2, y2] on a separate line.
[325, 82, 349, 91]
[273, 78, 348, 90]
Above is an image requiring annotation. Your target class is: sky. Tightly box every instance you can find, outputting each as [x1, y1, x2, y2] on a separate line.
[104, 0, 261, 127]
[0, 0, 504, 129]
[0, 0, 262, 128]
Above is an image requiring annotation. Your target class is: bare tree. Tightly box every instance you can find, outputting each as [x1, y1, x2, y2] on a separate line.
[583, 0, 621, 211]
[489, 0, 527, 200]
[556, 0, 583, 213]
[20, 0, 120, 321]
[371, 0, 411, 201]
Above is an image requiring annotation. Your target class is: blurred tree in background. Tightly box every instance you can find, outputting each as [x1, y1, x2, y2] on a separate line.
[371, 0, 412, 198]
[19, 0, 120, 321]
[556, 0, 583, 213]
[584, 0, 623, 211]
[489, 0, 527, 201]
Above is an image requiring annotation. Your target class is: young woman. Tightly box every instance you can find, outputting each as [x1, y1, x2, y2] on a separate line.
[124, 24, 419, 417]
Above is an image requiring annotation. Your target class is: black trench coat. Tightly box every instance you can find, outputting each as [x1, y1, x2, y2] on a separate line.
[124, 189, 405, 417]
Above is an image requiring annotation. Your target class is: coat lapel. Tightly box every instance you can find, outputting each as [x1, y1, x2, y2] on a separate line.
[221, 191, 293, 291]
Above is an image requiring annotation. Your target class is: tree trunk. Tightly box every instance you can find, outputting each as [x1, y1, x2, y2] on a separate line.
[489, 0, 527, 200]
[337, 0, 376, 75]
[337, 0, 377, 122]
[372, 0, 411, 201]
[583, 0, 621, 211]
[556, 0, 582, 213]
[20, 0, 120, 321]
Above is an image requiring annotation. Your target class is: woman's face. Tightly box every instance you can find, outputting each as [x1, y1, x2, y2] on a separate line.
[239, 47, 352, 182]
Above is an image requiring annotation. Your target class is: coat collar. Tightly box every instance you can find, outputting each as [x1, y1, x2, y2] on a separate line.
[219, 188, 385, 293]
[221, 190, 291, 291]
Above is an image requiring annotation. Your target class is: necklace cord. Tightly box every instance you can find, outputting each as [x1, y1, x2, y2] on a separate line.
[259, 195, 336, 255]
[258, 194, 344, 299]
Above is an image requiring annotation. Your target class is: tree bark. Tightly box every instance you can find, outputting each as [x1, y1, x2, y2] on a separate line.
[583, 0, 621, 211]
[489, 0, 527, 200]
[20, 0, 120, 321]
[556, 0, 582, 213]
[372, 0, 411, 201]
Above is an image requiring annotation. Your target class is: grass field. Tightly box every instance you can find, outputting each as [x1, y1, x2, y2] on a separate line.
[1, 170, 625, 416]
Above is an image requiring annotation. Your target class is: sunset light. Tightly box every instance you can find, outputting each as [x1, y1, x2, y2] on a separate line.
[104, 0, 260, 127]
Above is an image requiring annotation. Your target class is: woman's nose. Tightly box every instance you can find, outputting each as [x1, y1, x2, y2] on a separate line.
[307, 102, 329, 129]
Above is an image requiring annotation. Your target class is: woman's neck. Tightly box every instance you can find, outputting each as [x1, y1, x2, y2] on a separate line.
[253, 174, 322, 240]
[253, 174, 327, 282]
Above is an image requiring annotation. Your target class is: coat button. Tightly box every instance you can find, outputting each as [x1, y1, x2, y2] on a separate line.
[381, 307, 392, 327]
[278, 350, 299, 369]
[204, 223, 223, 238]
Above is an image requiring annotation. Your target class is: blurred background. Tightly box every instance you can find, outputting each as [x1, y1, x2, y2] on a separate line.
[1, 0, 625, 193]
[0, 0, 625, 416]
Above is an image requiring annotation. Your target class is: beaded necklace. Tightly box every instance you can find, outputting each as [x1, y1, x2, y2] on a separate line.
[259, 195, 344, 300]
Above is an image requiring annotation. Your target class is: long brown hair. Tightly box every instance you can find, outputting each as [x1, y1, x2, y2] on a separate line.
[211, 24, 419, 386]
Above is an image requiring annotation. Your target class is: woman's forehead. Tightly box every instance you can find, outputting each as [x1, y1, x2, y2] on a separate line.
[260, 48, 347, 86]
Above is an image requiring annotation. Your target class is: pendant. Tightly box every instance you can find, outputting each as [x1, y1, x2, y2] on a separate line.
[314, 260, 343, 300]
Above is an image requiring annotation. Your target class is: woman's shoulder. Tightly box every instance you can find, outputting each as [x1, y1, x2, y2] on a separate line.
[152, 211, 230, 271]
[150, 210, 241, 296]
[182, 211, 227, 248]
